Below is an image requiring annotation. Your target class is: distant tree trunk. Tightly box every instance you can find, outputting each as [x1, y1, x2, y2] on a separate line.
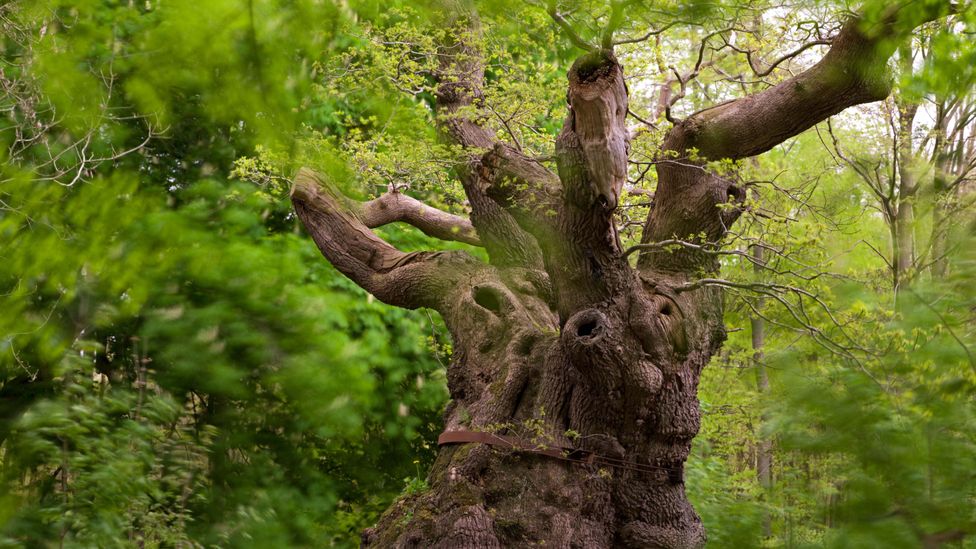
[930, 129, 952, 279]
[750, 244, 773, 538]
[893, 44, 919, 295]
[928, 93, 975, 279]
[930, 181, 951, 279]
[290, 5, 950, 547]
[892, 162, 916, 293]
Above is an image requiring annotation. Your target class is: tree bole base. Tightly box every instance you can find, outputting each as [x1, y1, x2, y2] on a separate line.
[362, 445, 706, 548]
[352, 262, 721, 549]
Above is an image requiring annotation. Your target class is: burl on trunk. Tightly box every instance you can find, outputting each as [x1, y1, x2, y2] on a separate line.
[290, 5, 949, 547]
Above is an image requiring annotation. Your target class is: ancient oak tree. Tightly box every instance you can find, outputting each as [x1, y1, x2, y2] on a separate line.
[291, 3, 952, 547]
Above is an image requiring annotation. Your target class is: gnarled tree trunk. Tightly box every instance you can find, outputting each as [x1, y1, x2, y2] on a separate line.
[290, 5, 950, 547]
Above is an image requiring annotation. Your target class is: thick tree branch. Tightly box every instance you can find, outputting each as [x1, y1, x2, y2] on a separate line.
[544, 50, 636, 316]
[362, 191, 482, 246]
[674, 5, 954, 161]
[459, 167, 548, 269]
[432, 8, 553, 268]
[558, 51, 629, 210]
[291, 168, 482, 310]
[639, 3, 955, 273]
[480, 143, 562, 211]
[433, 10, 494, 150]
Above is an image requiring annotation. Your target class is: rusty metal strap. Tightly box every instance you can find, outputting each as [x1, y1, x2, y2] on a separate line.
[438, 430, 683, 484]
[438, 430, 597, 464]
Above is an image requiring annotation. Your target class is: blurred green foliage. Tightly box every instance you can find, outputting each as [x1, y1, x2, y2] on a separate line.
[1, 165, 453, 546]
[688, 129, 976, 547]
[1, 1, 456, 546]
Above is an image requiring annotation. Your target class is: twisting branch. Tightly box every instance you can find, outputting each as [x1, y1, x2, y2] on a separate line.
[648, 27, 733, 124]
[824, 118, 896, 220]
[673, 277, 884, 378]
[613, 21, 683, 46]
[725, 39, 833, 78]
[291, 168, 483, 311]
[624, 238, 855, 283]
[361, 191, 482, 246]
[430, 7, 552, 267]
[733, 290, 888, 389]
[639, 2, 956, 274]
[675, 279, 854, 337]
[2, 63, 160, 187]
[668, 5, 955, 161]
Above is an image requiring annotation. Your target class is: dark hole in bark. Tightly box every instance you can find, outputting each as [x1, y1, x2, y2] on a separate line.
[577, 319, 602, 338]
[573, 50, 615, 81]
[727, 185, 741, 201]
[496, 519, 528, 541]
[515, 333, 539, 356]
[473, 286, 503, 314]
[660, 302, 673, 316]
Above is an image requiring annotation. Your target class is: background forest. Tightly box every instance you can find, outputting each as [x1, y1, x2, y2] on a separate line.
[1, 0, 974, 547]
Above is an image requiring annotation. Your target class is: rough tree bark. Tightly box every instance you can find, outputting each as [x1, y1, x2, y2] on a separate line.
[290, 4, 952, 547]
